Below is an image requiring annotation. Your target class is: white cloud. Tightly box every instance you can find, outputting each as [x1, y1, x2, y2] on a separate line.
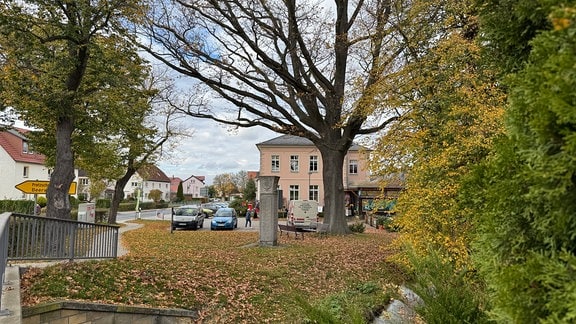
[158, 119, 276, 184]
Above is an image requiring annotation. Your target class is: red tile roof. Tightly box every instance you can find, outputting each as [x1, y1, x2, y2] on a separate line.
[0, 128, 45, 164]
[138, 164, 171, 182]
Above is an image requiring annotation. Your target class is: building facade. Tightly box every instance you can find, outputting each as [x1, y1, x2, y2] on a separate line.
[0, 128, 80, 200]
[169, 175, 206, 201]
[256, 134, 375, 214]
[124, 164, 171, 203]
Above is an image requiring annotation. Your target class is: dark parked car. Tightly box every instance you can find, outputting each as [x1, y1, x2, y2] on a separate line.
[210, 207, 238, 230]
[172, 205, 205, 230]
[201, 203, 220, 215]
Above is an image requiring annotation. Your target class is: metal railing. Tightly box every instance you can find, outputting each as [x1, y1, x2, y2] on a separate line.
[0, 213, 10, 316]
[1, 213, 119, 317]
[5, 213, 119, 261]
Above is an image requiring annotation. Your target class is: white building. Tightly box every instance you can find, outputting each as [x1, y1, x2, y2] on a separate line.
[0, 128, 78, 200]
[124, 164, 171, 202]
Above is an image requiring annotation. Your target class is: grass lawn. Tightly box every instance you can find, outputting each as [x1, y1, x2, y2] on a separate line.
[20, 220, 406, 323]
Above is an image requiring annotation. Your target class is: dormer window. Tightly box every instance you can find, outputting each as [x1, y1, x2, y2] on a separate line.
[23, 141, 29, 153]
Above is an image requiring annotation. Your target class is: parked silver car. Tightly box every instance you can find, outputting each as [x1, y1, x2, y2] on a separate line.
[171, 205, 205, 230]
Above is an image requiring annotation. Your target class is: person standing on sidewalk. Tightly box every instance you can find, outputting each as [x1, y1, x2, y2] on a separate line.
[245, 209, 252, 227]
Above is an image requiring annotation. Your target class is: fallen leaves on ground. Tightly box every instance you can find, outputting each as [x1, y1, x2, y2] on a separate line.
[20, 220, 404, 323]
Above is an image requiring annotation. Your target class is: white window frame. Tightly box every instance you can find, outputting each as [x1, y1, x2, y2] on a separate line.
[271, 155, 280, 172]
[290, 155, 299, 172]
[289, 185, 300, 201]
[309, 185, 319, 201]
[23, 166, 29, 178]
[349, 159, 358, 174]
[309, 155, 318, 172]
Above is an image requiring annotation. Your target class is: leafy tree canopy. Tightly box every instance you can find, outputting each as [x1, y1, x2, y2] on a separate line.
[135, 0, 453, 233]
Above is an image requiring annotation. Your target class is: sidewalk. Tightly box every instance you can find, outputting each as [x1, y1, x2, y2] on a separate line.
[116, 220, 143, 257]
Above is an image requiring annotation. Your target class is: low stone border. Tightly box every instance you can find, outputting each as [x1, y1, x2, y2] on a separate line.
[22, 301, 198, 324]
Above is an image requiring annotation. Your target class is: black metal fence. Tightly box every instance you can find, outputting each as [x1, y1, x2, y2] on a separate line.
[0, 213, 9, 316]
[1, 213, 120, 317]
[5, 213, 119, 261]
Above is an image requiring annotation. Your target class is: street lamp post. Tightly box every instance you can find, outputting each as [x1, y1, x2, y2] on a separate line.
[308, 171, 312, 200]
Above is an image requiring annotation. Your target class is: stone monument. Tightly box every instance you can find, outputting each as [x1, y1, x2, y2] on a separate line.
[258, 176, 280, 246]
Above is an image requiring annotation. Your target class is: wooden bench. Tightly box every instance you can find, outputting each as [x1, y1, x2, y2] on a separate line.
[278, 224, 305, 239]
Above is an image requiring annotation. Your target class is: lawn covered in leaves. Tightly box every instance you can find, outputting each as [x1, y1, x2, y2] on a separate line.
[20, 220, 406, 323]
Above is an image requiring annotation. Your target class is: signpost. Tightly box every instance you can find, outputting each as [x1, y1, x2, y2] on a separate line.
[15, 180, 77, 195]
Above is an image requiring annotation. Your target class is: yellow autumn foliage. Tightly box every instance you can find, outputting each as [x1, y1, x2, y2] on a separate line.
[371, 29, 506, 269]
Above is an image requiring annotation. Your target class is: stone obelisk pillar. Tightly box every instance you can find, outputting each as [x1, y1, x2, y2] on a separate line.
[258, 176, 280, 246]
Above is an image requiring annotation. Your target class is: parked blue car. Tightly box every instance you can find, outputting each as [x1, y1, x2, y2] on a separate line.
[210, 208, 238, 230]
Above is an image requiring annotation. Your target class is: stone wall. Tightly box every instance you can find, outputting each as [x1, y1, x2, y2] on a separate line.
[22, 301, 198, 324]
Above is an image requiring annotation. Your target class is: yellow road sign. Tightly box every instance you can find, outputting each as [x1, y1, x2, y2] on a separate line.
[15, 180, 77, 195]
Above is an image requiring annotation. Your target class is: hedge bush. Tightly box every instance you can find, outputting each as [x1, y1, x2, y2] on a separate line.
[0, 200, 35, 214]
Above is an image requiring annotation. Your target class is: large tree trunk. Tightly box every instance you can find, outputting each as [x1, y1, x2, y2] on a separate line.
[108, 167, 137, 224]
[319, 147, 350, 235]
[46, 117, 75, 219]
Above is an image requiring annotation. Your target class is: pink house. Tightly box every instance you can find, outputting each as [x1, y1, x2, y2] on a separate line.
[169, 175, 206, 200]
[256, 134, 378, 214]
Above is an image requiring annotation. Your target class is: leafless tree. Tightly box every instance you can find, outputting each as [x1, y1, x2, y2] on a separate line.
[136, 0, 444, 233]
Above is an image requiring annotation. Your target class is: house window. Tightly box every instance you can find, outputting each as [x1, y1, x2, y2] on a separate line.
[289, 185, 299, 201]
[290, 155, 299, 172]
[22, 141, 29, 153]
[132, 182, 138, 187]
[23, 166, 29, 178]
[309, 155, 318, 172]
[309, 185, 319, 201]
[349, 160, 358, 174]
[271, 155, 280, 172]
[80, 178, 89, 185]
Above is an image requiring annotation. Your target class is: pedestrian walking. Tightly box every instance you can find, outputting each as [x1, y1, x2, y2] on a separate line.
[245, 209, 252, 227]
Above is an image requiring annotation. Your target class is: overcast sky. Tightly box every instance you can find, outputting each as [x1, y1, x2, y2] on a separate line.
[157, 118, 277, 185]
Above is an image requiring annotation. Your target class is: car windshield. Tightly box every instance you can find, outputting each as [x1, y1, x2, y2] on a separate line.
[215, 210, 233, 217]
[174, 207, 199, 216]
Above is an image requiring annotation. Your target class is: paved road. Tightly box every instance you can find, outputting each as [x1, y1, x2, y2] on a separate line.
[117, 208, 172, 222]
[117, 209, 259, 232]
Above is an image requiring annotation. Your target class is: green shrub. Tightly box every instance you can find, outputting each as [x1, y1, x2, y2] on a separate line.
[348, 222, 365, 233]
[69, 195, 79, 208]
[292, 281, 392, 324]
[0, 200, 35, 214]
[382, 217, 400, 232]
[36, 196, 47, 208]
[96, 199, 111, 208]
[118, 202, 137, 212]
[375, 215, 400, 232]
[407, 248, 489, 324]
